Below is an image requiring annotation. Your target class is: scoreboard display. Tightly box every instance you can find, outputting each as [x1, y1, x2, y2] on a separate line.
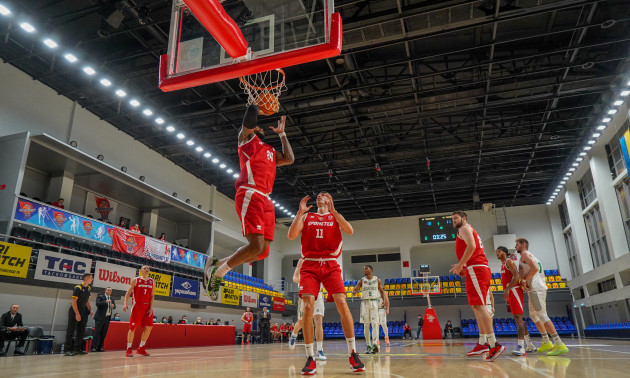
[419, 215, 456, 243]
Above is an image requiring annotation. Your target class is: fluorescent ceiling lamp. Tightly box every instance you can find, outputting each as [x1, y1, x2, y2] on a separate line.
[614, 100, 624, 106]
[176, 133, 185, 139]
[608, 109, 618, 115]
[142, 109, 153, 116]
[580, 152, 587, 156]
[587, 140, 596, 144]
[155, 118, 165, 125]
[186, 140, 194, 146]
[115, 89, 126, 97]
[166, 126, 175, 132]
[602, 117, 611, 123]
[43, 38, 58, 48]
[227, 169, 233, 173]
[212, 158, 219, 164]
[621, 90, 630, 97]
[593, 133, 601, 138]
[233, 173, 239, 178]
[203, 152, 211, 158]
[219, 164, 226, 169]
[99, 78, 112, 87]
[19, 22, 35, 33]
[0, 4, 11, 16]
[597, 125, 606, 131]
[83, 66, 95, 75]
[129, 99, 140, 107]
[64, 53, 78, 63]
[195, 146, 203, 152]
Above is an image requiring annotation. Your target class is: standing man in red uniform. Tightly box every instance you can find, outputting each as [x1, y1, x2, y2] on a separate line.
[241, 307, 253, 345]
[205, 104, 294, 295]
[288, 192, 365, 375]
[122, 265, 155, 357]
[496, 246, 536, 356]
[449, 211, 505, 362]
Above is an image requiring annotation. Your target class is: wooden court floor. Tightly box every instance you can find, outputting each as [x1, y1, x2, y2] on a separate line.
[2, 338, 629, 377]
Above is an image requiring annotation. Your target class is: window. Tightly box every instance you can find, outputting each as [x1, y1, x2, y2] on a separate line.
[558, 200, 570, 229]
[605, 119, 630, 179]
[597, 278, 617, 294]
[615, 178, 630, 249]
[583, 205, 611, 268]
[563, 229, 580, 278]
[351, 255, 377, 263]
[578, 170, 597, 209]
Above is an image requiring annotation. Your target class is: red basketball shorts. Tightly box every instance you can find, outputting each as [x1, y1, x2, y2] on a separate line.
[299, 260, 345, 302]
[243, 323, 252, 333]
[506, 286, 525, 315]
[235, 188, 275, 242]
[464, 265, 491, 306]
[129, 303, 153, 331]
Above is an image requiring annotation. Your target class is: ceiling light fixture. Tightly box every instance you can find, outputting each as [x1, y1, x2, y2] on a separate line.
[176, 133, 185, 139]
[597, 125, 606, 131]
[142, 109, 153, 116]
[166, 125, 175, 132]
[64, 53, 78, 63]
[219, 164, 226, 169]
[233, 173, 239, 178]
[83, 66, 95, 75]
[212, 158, 219, 164]
[0, 4, 11, 16]
[186, 140, 194, 146]
[129, 99, 140, 107]
[608, 109, 618, 115]
[115, 89, 126, 97]
[195, 146, 203, 152]
[613, 100, 624, 106]
[203, 152, 211, 158]
[593, 133, 601, 138]
[621, 90, 630, 97]
[227, 169, 233, 174]
[155, 118, 164, 125]
[43, 38, 58, 48]
[19, 22, 35, 33]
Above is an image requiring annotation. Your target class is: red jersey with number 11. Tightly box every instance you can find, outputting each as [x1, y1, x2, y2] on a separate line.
[455, 224, 488, 267]
[301, 212, 343, 259]
[133, 276, 154, 304]
[236, 134, 277, 194]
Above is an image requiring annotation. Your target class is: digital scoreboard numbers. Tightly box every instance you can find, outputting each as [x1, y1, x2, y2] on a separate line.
[419, 215, 456, 243]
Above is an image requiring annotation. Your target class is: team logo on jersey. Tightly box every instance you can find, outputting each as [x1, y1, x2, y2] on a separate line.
[318, 217, 324, 221]
[256, 225, 262, 230]
[328, 215, 333, 220]
[18, 201, 35, 219]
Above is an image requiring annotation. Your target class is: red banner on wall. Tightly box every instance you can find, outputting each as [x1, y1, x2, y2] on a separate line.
[272, 297, 285, 312]
[112, 228, 146, 257]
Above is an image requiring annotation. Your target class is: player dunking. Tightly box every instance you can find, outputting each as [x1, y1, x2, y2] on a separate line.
[353, 265, 389, 354]
[496, 246, 536, 355]
[241, 307, 253, 344]
[449, 211, 505, 361]
[122, 265, 155, 357]
[205, 104, 294, 295]
[288, 192, 364, 375]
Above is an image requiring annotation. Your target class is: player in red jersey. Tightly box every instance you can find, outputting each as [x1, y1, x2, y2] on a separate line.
[241, 307, 253, 344]
[449, 211, 505, 362]
[122, 265, 155, 357]
[205, 104, 294, 296]
[288, 192, 364, 375]
[496, 246, 536, 356]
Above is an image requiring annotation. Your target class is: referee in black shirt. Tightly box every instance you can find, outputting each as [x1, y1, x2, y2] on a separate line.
[65, 273, 94, 356]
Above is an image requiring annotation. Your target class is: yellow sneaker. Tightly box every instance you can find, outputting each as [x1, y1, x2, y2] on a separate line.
[537, 341, 554, 353]
[546, 343, 569, 356]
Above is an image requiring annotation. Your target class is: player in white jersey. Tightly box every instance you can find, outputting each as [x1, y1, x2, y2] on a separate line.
[515, 238, 568, 356]
[290, 259, 327, 360]
[377, 293, 390, 347]
[353, 265, 389, 354]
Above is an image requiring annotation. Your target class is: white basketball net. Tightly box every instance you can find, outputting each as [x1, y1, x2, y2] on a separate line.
[239, 69, 287, 114]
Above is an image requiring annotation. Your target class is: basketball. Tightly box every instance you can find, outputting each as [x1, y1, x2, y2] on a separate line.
[256, 92, 279, 115]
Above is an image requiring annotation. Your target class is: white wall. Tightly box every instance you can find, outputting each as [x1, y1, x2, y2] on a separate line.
[21, 168, 50, 200]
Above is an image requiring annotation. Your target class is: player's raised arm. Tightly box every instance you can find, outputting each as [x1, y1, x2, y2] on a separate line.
[238, 104, 261, 144]
[271, 116, 294, 166]
[287, 196, 311, 240]
[325, 193, 353, 235]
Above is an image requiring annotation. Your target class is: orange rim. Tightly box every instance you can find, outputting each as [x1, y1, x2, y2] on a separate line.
[239, 68, 286, 91]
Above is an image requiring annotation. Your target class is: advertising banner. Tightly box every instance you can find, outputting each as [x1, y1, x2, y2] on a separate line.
[14, 198, 114, 244]
[258, 294, 272, 309]
[112, 228, 146, 257]
[94, 261, 136, 291]
[85, 192, 118, 223]
[170, 245, 207, 269]
[221, 287, 241, 306]
[145, 238, 171, 263]
[199, 286, 222, 303]
[172, 276, 199, 300]
[148, 271, 171, 297]
[34, 250, 92, 284]
[241, 290, 258, 308]
[272, 297, 285, 312]
[0, 241, 32, 278]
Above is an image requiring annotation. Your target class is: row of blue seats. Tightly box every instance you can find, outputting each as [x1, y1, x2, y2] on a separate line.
[463, 316, 570, 324]
[324, 325, 405, 339]
[325, 321, 407, 328]
[544, 269, 560, 276]
[586, 322, 630, 330]
[224, 271, 273, 290]
[463, 323, 577, 336]
[225, 271, 264, 284]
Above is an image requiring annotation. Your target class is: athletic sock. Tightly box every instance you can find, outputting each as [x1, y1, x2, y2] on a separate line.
[487, 333, 497, 348]
[216, 262, 231, 278]
[346, 337, 356, 355]
[541, 332, 550, 343]
[525, 334, 534, 347]
[139, 341, 146, 347]
[291, 332, 298, 338]
[551, 333, 562, 345]
[479, 334, 487, 345]
[316, 341, 323, 352]
[518, 339, 524, 348]
[127, 343, 132, 349]
[305, 343, 314, 358]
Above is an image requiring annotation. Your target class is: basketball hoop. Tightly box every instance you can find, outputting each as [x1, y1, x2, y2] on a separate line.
[239, 68, 287, 115]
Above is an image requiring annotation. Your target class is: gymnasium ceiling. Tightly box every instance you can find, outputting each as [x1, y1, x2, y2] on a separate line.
[2, 0, 630, 221]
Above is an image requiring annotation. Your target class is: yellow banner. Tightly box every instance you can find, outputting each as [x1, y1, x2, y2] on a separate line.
[221, 287, 241, 306]
[0, 241, 32, 278]
[148, 271, 171, 297]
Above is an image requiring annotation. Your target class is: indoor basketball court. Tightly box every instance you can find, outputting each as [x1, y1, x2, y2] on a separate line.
[1, 0, 630, 377]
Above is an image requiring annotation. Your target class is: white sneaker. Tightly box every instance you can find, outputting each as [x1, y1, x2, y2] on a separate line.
[525, 344, 537, 353]
[512, 345, 527, 356]
[316, 350, 327, 361]
[289, 335, 297, 350]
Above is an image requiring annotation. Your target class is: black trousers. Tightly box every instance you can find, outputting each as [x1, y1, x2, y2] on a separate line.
[404, 330, 412, 339]
[0, 329, 29, 350]
[65, 307, 88, 352]
[260, 323, 270, 343]
[92, 317, 111, 350]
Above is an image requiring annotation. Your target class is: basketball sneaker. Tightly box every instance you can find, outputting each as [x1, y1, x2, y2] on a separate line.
[512, 345, 527, 356]
[203, 258, 222, 296]
[349, 351, 365, 372]
[372, 344, 379, 354]
[289, 335, 297, 350]
[546, 342, 569, 356]
[136, 346, 150, 356]
[526, 343, 537, 353]
[385, 336, 390, 346]
[316, 350, 327, 361]
[485, 343, 505, 362]
[537, 341, 554, 353]
[466, 343, 490, 356]
[366, 345, 373, 354]
[301, 356, 317, 375]
[125, 348, 133, 357]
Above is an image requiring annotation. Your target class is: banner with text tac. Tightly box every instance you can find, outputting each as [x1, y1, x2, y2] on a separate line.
[85, 192, 118, 223]
[172, 276, 199, 300]
[259, 294, 272, 310]
[94, 261, 136, 291]
[145, 238, 171, 263]
[0, 241, 32, 278]
[199, 286, 222, 303]
[170, 245, 207, 269]
[34, 250, 92, 284]
[272, 297, 285, 312]
[221, 287, 241, 306]
[148, 271, 171, 297]
[14, 197, 114, 244]
[241, 290, 258, 308]
[112, 228, 146, 257]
